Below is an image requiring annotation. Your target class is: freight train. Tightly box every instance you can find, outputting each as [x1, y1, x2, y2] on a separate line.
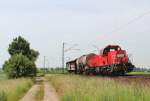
[66, 45, 135, 75]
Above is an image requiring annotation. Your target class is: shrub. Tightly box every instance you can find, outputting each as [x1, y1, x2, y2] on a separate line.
[3, 54, 36, 78]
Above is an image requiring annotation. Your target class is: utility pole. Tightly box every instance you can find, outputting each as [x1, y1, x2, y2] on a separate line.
[43, 56, 46, 73]
[62, 42, 65, 73]
[47, 59, 50, 72]
[62, 42, 80, 73]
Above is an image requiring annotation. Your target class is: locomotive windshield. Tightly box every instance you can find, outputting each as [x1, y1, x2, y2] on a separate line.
[103, 45, 121, 55]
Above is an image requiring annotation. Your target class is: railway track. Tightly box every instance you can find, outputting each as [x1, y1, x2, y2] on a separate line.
[81, 74, 150, 85]
[103, 74, 150, 86]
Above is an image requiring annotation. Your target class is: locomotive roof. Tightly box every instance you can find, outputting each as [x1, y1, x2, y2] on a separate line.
[104, 45, 122, 49]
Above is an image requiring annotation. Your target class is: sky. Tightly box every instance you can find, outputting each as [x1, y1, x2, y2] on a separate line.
[0, 0, 150, 68]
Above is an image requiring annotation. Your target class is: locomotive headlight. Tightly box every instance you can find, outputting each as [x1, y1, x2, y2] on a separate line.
[117, 54, 125, 58]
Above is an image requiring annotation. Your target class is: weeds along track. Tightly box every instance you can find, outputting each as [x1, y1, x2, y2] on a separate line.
[112, 74, 150, 80]
[96, 74, 150, 86]
[71, 74, 150, 85]
[84, 73, 150, 79]
[46, 74, 150, 101]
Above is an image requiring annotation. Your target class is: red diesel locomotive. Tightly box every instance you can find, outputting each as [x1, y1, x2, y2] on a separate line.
[66, 45, 135, 75]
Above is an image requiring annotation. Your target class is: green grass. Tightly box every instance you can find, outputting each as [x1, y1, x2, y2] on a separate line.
[46, 74, 150, 101]
[128, 72, 150, 75]
[0, 73, 8, 81]
[36, 73, 45, 77]
[35, 82, 44, 101]
[0, 78, 33, 101]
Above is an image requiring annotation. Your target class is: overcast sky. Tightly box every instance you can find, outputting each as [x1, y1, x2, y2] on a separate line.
[0, 0, 150, 68]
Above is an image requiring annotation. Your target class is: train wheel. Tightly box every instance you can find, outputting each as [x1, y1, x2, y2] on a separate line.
[84, 69, 89, 75]
[78, 66, 85, 74]
[120, 71, 125, 76]
[74, 69, 77, 74]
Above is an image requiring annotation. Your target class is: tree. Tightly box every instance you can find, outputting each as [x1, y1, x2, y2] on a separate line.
[8, 36, 39, 61]
[28, 49, 39, 61]
[3, 36, 39, 78]
[3, 54, 36, 78]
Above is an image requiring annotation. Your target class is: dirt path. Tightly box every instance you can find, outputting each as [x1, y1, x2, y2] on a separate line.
[20, 77, 59, 101]
[44, 79, 59, 101]
[20, 83, 40, 101]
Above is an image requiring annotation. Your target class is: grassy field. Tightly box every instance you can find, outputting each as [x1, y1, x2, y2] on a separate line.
[46, 74, 150, 101]
[0, 78, 34, 101]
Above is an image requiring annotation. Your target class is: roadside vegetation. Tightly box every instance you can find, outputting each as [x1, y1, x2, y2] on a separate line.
[35, 84, 44, 101]
[35, 78, 44, 101]
[0, 36, 39, 101]
[40, 67, 67, 74]
[0, 78, 33, 101]
[46, 74, 150, 101]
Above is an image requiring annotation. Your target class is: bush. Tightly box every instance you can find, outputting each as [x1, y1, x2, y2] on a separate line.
[3, 54, 36, 78]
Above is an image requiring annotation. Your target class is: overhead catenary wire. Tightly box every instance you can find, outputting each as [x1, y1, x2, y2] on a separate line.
[111, 10, 150, 33]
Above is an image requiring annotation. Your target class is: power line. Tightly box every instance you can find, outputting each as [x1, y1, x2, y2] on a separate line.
[64, 44, 78, 52]
[111, 10, 150, 33]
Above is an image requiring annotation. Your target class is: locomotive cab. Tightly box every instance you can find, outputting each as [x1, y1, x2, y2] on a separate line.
[102, 45, 129, 65]
[100, 45, 134, 74]
[102, 45, 121, 56]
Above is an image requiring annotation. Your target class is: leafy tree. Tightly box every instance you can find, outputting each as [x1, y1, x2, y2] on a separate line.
[29, 49, 39, 61]
[3, 36, 39, 78]
[8, 36, 39, 61]
[3, 54, 36, 78]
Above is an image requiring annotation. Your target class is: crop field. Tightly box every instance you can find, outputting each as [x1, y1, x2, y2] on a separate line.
[46, 74, 150, 101]
[0, 78, 33, 101]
